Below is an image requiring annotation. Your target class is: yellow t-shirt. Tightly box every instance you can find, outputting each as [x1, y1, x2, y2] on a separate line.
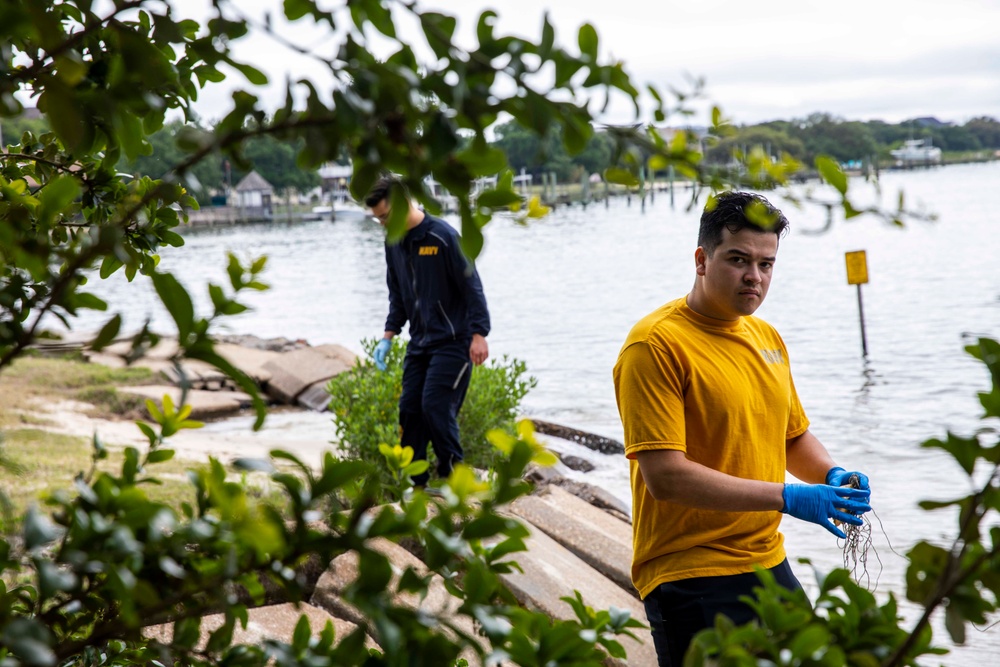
[613, 297, 809, 599]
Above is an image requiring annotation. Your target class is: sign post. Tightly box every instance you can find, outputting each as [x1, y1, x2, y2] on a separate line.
[845, 250, 869, 357]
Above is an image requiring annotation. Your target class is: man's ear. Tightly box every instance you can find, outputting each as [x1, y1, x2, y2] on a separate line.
[694, 247, 708, 276]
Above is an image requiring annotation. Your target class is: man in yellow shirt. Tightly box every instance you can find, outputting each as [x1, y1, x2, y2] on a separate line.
[613, 191, 872, 666]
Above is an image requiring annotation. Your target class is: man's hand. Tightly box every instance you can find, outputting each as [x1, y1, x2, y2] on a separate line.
[826, 466, 870, 491]
[373, 337, 392, 371]
[781, 484, 871, 539]
[470, 333, 488, 366]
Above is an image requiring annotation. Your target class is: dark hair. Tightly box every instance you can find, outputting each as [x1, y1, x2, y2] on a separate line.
[363, 174, 407, 208]
[697, 191, 790, 255]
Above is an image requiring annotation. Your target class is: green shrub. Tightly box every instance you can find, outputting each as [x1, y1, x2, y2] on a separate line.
[75, 385, 148, 418]
[327, 337, 537, 485]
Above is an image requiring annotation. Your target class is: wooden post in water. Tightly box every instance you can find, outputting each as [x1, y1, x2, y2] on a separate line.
[640, 166, 646, 212]
[669, 165, 675, 207]
[845, 250, 870, 357]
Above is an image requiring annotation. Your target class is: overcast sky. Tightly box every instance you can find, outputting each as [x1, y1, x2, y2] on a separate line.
[188, 0, 1000, 127]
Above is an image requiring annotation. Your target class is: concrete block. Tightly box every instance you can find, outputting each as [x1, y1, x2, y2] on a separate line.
[311, 536, 484, 661]
[314, 343, 359, 368]
[262, 348, 353, 404]
[214, 342, 281, 384]
[84, 352, 127, 369]
[297, 381, 333, 412]
[511, 485, 635, 596]
[103, 337, 180, 360]
[159, 358, 227, 386]
[117, 385, 252, 419]
[497, 517, 654, 666]
[555, 478, 632, 523]
[144, 602, 367, 649]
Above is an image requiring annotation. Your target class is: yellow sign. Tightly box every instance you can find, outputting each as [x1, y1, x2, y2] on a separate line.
[845, 250, 868, 285]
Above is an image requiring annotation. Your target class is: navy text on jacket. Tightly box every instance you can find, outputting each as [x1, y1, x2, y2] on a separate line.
[384, 213, 490, 349]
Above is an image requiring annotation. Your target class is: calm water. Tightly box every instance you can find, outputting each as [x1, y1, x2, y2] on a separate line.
[76, 162, 1000, 663]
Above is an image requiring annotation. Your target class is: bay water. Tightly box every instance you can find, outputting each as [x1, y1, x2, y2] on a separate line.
[76, 162, 1000, 663]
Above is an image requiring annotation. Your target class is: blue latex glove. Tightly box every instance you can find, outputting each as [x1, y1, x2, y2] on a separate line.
[781, 483, 871, 539]
[373, 338, 392, 371]
[826, 466, 870, 491]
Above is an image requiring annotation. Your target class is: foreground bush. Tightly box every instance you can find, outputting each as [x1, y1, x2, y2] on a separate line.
[0, 402, 643, 666]
[684, 338, 1000, 667]
[327, 337, 536, 487]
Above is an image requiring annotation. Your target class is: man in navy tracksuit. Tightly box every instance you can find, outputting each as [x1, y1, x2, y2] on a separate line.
[364, 175, 491, 487]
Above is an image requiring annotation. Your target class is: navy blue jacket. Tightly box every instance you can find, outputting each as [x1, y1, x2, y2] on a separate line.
[384, 213, 490, 349]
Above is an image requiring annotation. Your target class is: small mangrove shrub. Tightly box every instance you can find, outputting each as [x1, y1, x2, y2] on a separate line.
[327, 337, 537, 484]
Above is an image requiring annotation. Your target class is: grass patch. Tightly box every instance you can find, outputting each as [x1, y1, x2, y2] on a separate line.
[0, 353, 156, 425]
[4, 352, 154, 390]
[0, 428, 292, 520]
[75, 386, 149, 420]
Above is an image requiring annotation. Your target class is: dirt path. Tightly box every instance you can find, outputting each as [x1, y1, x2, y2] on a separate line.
[26, 398, 338, 468]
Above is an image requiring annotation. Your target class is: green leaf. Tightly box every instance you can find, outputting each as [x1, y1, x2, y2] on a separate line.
[38, 175, 80, 224]
[292, 614, 311, 652]
[476, 188, 522, 209]
[421, 12, 458, 59]
[313, 459, 368, 496]
[944, 603, 967, 644]
[2, 623, 56, 667]
[365, 1, 396, 38]
[604, 167, 639, 188]
[55, 53, 88, 85]
[457, 142, 507, 176]
[789, 624, 830, 659]
[384, 186, 411, 244]
[819, 567, 850, 594]
[229, 60, 269, 86]
[173, 616, 201, 650]
[487, 536, 526, 562]
[118, 111, 146, 161]
[921, 431, 982, 475]
[150, 272, 195, 341]
[462, 514, 510, 539]
[100, 255, 124, 279]
[136, 421, 158, 446]
[563, 117, 592, 155]
[284, 0, 312, 21]
[460, 214, 484, 261]
[90, 314, 122, 351]
[578, 23, 598, 59]
[816, 156, 847, 195]
[147, 449, 175, 464]
[38, 560, 78, 598]
[403, 460, 429, 477]
[358, 551, 393, 592]
[72, 292, 108, 312]
[539, 13, 555, 55]
[23, 506, 60, 551]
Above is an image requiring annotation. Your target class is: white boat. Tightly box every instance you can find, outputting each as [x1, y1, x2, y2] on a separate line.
[890, 139, 942, 165]
[332, 199, 371, 222]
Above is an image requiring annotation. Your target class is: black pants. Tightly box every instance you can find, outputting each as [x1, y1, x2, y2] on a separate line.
[398, 338, 472, 486]
[642, 559, 801, 667]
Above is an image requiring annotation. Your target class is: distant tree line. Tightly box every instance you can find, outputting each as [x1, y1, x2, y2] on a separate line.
[1, 116, 319, 205]
[706, 113, 1000, 166]
[5, 111, 998, 203]
[492, 113, 1000, 179]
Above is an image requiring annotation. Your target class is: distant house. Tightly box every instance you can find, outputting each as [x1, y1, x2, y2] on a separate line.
[233, 170, 274, 219]
[318, 163, 353, 202]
